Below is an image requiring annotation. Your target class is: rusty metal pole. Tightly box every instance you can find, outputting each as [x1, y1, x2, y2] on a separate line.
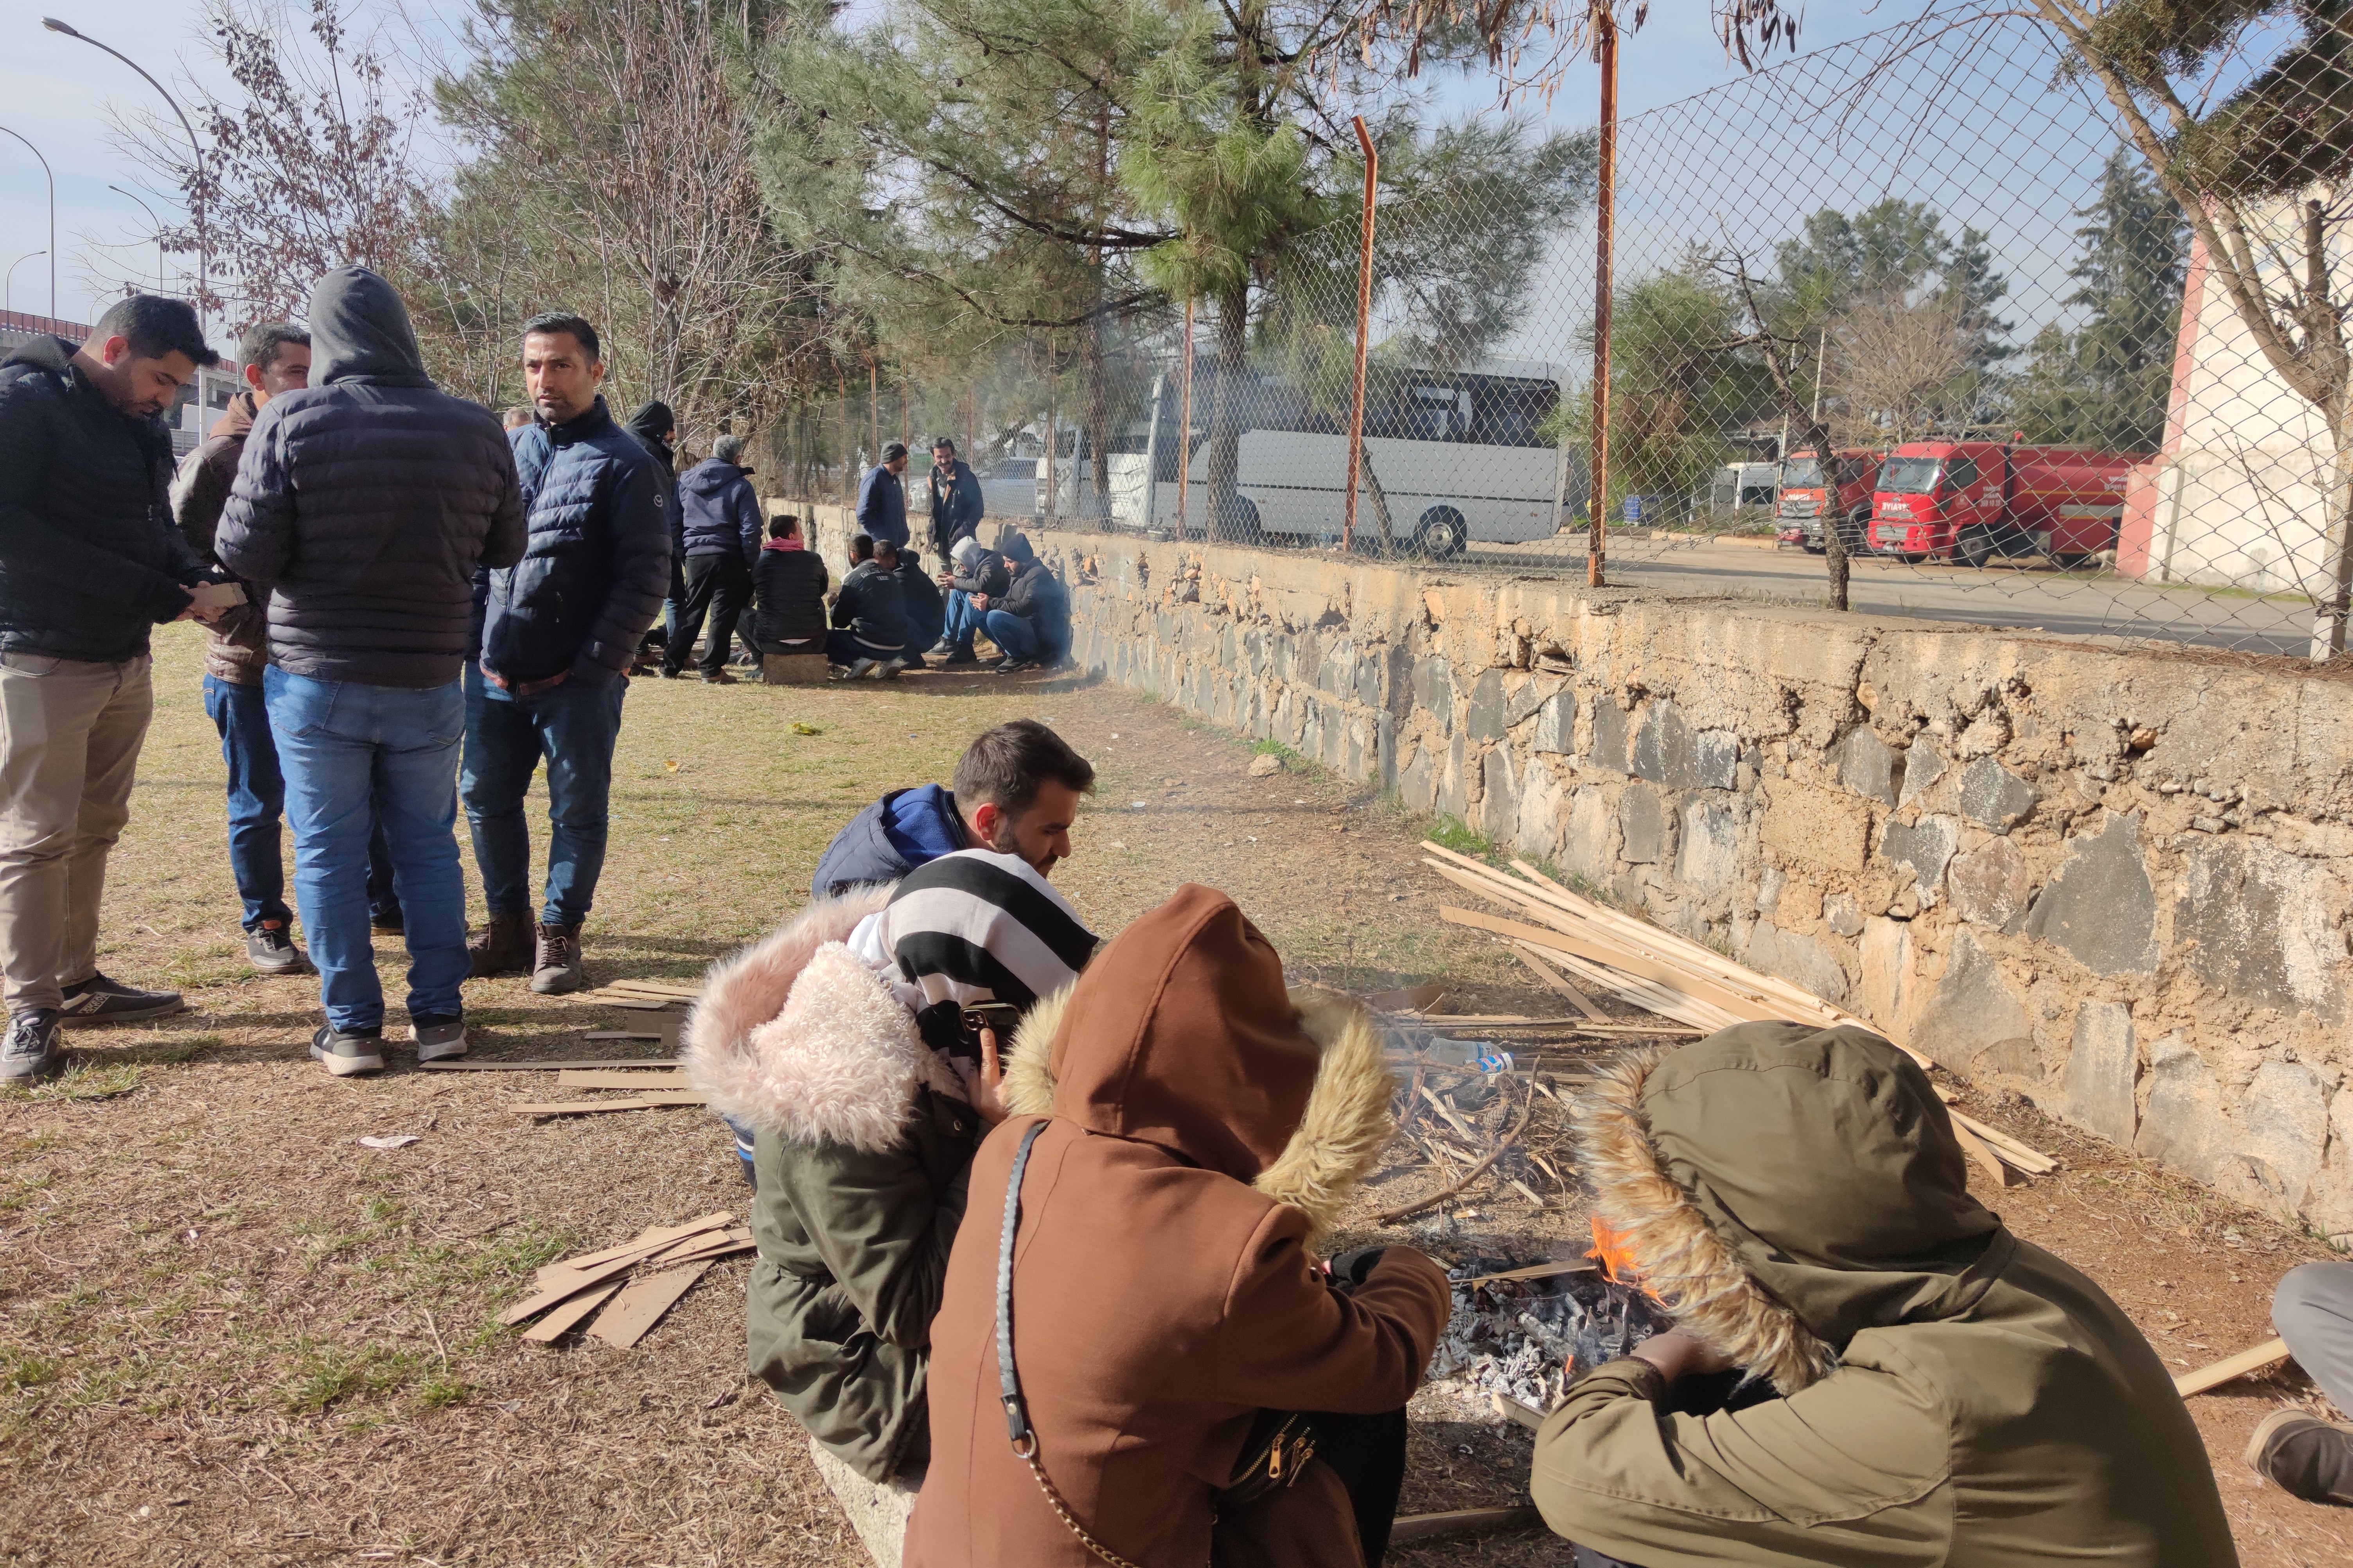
[1178, 299, 1194, 540]
[867, 355, 880, 469]
[1588, 4, 1617, 588]
[1344, 116, 1380, 556]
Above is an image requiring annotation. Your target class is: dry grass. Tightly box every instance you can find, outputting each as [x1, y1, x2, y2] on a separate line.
[1, 624, 2345, 1566]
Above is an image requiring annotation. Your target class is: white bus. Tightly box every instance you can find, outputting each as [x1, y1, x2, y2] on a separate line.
[1037, 360, 1580, 556]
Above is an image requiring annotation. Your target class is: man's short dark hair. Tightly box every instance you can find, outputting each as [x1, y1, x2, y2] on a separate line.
[955, 720, 1096, 819]
[850, 533, 875, 561]
[770, 514, 799, 540]
[92, 295, 219, 368]
[522, 311, 600, 363]
[239, 322, 309, 374]
[882, 441, 909, 463]
[875, 538, 900, 562]
[932, 436, 956, 454]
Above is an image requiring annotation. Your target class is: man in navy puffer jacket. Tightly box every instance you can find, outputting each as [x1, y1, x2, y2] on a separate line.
[663, 434, 763, 681]
[463, 312, 669, 995]
[218, 266, 526, 1078]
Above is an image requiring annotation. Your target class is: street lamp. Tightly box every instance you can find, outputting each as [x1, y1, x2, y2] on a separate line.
[6, 250, 46, 315]
[0, 126, 53, 319]
[110, 186, 170, 293]
[40, 18, 207, 312]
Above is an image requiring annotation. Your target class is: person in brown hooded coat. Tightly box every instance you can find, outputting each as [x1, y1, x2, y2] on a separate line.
[904, 884, 1453, 1568]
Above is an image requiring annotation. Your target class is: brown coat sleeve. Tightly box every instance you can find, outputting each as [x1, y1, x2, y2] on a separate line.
[1203, 1209, 1450, 1416]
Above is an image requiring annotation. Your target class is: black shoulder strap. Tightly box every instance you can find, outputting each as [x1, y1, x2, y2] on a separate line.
[997, 1118, 1050, 1453]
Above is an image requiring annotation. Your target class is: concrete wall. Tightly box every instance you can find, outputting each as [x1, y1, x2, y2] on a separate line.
[1036, 526, 2353, 1236]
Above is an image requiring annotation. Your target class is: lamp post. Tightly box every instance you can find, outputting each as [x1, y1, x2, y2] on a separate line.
[41, 18, 207, 312]
[110, 185, 169, 292]
[0, 126, 53, 318]
[6, 249, 46, 315]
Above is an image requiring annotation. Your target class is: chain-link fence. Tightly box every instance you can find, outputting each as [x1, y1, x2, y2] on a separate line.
[773, 8, 2353, 664]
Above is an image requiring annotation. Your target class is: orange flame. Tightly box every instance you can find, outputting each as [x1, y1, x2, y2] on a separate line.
[1587, 1215, 1640, 1284]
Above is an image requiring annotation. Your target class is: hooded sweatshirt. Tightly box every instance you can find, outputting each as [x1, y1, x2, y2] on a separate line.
[622, 399, 682, 589]
[947, 533, 1010, 598]
[217, 267, 526, 687]
[0, 333, 202, 661]
[1531, 1023, 2238, 1567]
[904, 884, 1451, 1568]
[678, 457, 762, 563]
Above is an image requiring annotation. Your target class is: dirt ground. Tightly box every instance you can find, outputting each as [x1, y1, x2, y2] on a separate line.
[2, 626, 2347, 1566]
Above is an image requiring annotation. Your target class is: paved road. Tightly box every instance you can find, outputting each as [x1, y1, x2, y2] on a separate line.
[1459, 537, 2312, 657]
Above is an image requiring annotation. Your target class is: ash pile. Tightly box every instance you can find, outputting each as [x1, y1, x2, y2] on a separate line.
[1415, 1261, 1667, 1422]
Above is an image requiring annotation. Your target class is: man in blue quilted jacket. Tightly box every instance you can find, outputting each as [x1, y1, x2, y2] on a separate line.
[463, 312, 670, 995]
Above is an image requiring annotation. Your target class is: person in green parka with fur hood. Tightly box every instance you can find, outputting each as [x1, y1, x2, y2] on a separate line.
[1533, 1021, 2237, 1568]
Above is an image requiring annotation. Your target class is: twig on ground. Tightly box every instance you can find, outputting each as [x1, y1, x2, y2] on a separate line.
[1379, 1083, 1538, 1225]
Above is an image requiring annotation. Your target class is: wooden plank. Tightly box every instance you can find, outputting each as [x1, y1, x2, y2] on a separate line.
[1952, 1121, 2010, 1186]
[589, 1262, 713, 1349]
[420, 1057, 677, 1072]
[1465, 1259, 1600, 1288]
[519, 1281, 623, 1344]
[501, 1240, 677, 1326]
[2175, 1337, 2291, 1397]
[586, 1012, 683, 1045]
[646, 1234, 754, 1268]
[1440, 903, 1768, 1028]
[1947, 1110, 2058, 1175]
[1491, 1392, 1546, 1430]
[1387, 1507, 1543, 1546]
[509, 1092, 708, 1116]
[1509, 945, 1608, 1021]
[541, 1211, 734, 1279]
[1418, 1085, 1480, 1142]
[584, 993, 682, 1010]
[599, 980, 701, 998]
[1367, 983, 1447, 1013]
[556, 1069, 691, 1090]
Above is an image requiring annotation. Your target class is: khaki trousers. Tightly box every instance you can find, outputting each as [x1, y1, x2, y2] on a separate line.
[0, 652, 154, 1012]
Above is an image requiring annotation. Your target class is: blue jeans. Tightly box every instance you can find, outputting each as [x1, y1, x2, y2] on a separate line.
[204, 676, 294, 931]
[206, 675, 400, 930]
[941, 591, 983, 653]
[984, 609, 1042, 663]
[264, 666, 470, 1034]
[460, 664, 625, 927]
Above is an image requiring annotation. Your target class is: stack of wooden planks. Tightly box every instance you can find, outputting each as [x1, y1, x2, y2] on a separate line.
[500, 1212, 752, 1348]
[581, 979, 701, 1011]
[509, 1066, 708, 1118]
[1422, 841, 2057, 1183]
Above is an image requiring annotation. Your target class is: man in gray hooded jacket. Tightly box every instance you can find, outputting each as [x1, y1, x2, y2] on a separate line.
[218, 267, 527, 1078]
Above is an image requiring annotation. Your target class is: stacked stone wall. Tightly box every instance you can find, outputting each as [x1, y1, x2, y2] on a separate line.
[1031, 524, 2353, 1235]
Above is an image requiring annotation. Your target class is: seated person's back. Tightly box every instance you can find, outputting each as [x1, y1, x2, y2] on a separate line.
[749, 514, 828, 653]
[1531, 1023, 2238, 1568]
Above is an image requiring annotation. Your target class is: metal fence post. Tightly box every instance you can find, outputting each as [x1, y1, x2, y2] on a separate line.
[1588, 3, 1617, 589]
[1178, 300, 1194, 541]
[1346, 115, 1379, 556]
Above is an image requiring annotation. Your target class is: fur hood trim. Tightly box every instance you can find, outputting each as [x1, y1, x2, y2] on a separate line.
[1002, 983, 1392, 1251]
[684, 888, 963, 1154]
[1575, 1047, 1836, 1396]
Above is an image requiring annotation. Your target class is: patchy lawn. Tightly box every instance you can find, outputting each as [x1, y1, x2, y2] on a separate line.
[0, 624, 2343, 1566]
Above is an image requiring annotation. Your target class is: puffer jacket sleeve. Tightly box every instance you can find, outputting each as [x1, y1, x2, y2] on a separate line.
[481, 437, 527, 571]
[1202, 1208, 1450, 1416]
[0, 379, 193, 624]
[569, 449, 670, 687]
[733, 477, 763, 567]
[782, 1120, 974, 1350]
[1529, 1356, 1951, 1561]
[216, 403, 295, 588]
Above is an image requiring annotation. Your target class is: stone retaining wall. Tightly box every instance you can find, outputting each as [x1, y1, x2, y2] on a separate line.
[1028, 524, 2353, 1237]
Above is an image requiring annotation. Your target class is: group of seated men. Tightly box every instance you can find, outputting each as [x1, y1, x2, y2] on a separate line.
[684, 718, 2270, 1568]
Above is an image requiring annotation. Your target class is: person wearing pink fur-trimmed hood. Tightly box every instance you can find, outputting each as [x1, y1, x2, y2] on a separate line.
[681, 846, 1096, 1492]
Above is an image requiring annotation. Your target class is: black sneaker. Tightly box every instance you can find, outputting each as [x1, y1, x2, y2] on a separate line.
[371, 904, 404, 935]
[246, 920, 309, 975]
[701, 669, 735, 685]
[941, 649, 980, 667]
[658, 666, 683, 680]
[310, 1024, 386, 1078]
[57, 972, 185, 1028]
[878, 658, 907, 680]
[409, 1015, 468, 1063]
[0, 1009, 62, 1085]
[994, 656, 1034, 675]
[2248, 1409, 2353, 1505]
[925, 640, 956, 658]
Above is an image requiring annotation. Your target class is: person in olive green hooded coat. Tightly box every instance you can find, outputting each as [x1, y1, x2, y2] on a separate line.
[1532, 1021, 2237, 1568]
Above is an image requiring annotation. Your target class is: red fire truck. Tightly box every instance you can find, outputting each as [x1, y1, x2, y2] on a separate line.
[1774, 449, 1883, 554]
[1867, 440, 2140, 568]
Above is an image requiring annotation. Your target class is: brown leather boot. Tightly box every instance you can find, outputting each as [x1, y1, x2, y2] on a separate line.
[467, 912, 533, 978]
[531, 922, 585, 995]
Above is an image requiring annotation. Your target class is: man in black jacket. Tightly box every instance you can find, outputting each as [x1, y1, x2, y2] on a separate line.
[826, 535, 912, 679]
[218, 266, 527, 1078]
[462, 313, 668, 996]
[925, 437, 984, 562]
[0, 296, 219, 1084]
[623, 399, 681, 658]
[741, 514, 828, 660]
[894, 543, 947, 666]
[983, 532, 1072, 673]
